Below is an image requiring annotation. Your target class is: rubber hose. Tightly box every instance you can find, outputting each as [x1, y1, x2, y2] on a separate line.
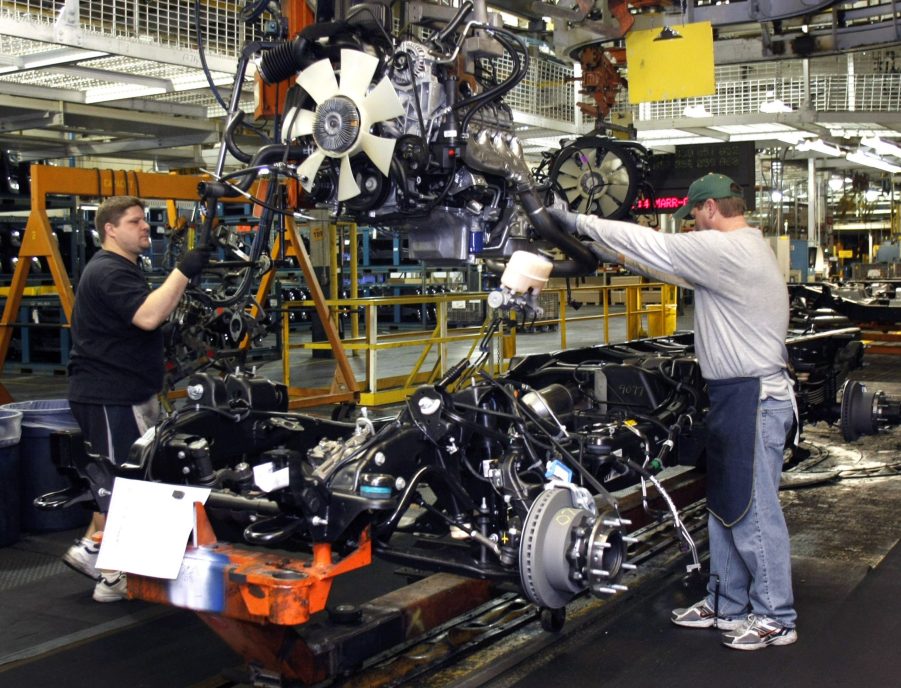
[518, 187, 597, 277]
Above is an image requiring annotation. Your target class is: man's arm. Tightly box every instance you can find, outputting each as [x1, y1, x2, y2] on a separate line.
[131, 249, 209, 331]
[131, 269, 190, 330]
[574, 215, 694, 289]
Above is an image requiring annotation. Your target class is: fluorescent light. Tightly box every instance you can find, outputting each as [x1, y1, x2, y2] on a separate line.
[860, 136, 901, 158]
[845, 150, 901, 174]
[84, 85, 167, 103]
[729, 132, 807, 144]
[828, 177, 845, 192]
[683, 104, 712, 118]
[795, 139, 843, 157]
[759, 99, 793, 113]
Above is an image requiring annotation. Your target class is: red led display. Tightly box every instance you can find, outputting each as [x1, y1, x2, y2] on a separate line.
[633, 196, 689, 212]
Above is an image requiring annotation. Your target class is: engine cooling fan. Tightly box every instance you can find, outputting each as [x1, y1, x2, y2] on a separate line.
[282, 49, 405, 202]
[549, 136, 643, 220]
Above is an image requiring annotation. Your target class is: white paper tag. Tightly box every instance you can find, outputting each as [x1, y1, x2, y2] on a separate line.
[96, 478, 211, 580]
[253, 461, 290, 492]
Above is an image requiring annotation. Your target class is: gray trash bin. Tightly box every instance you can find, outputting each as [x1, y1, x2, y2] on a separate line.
[1, 400, 90, 533]
[0, 409, 22, 546]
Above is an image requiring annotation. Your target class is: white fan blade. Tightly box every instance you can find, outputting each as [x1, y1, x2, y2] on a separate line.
[361, 76, 405, 123]
[340, 49, 379, 101]
[608, 167, 629, 185]
[600, 195, 618, 216]
[283, 108, 316, 141]
[607, 184, 627, 203]
[337, 155, 361, 201]
[565, 187, 582, 202]
[298, 149, 326, 190]
[557, 176, 579, 189]
[599, 154, 623, 175]
[559, 159, 582, 178]
[281, 107, 298, 142]
[298, 57, 339, 104]
[361, 132, 396, 176]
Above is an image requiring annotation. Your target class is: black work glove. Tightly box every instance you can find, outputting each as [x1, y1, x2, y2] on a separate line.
[546, 206, 582, 236]
[177, 249, 210, 279]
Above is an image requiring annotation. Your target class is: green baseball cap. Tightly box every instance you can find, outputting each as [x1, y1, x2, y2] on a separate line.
[673, 173, 744, 220]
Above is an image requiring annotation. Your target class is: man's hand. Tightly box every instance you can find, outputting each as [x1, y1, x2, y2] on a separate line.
[546, 206, 582, 235]
[177, 249, 210, 279]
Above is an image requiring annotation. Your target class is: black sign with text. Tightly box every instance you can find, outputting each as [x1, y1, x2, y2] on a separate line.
[645, 141, 756, 212]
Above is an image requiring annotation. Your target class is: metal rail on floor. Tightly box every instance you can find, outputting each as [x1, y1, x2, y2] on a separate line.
[279, 283, 677, 406]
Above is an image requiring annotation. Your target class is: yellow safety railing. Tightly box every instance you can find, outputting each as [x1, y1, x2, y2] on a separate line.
[280, 282, 678, 406]
[508, 282, 679, 349]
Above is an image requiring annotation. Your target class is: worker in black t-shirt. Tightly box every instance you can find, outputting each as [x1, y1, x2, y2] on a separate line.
[62, 195, 208, 602]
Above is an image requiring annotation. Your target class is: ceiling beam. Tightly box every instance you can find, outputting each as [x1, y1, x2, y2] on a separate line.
[0, 90, 209, 120]
[0, 17, 238, 75]
[14, 132, 221, 162]
[51, 66, 174, 91]
[0, 111, 61, 133]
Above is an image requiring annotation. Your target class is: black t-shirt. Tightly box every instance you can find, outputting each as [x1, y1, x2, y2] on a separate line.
[67, 250, 164, 404]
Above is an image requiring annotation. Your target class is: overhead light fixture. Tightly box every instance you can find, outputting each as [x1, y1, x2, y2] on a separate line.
[759, 99, 793, 113]
[845, 150, 901, 174]
[682, 104, 712, 118]
[727, 131, 808, 144]
[827, 177, 845, 192]
[795, 139, 843, 157]
[654, 26, 683, 41]
[860, 136, 901, 158]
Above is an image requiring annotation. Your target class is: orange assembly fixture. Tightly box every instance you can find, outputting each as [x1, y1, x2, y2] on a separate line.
[126, 503, 372, 626]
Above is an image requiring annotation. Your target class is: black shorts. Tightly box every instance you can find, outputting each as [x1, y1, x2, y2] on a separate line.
[69, 396, 160, 465]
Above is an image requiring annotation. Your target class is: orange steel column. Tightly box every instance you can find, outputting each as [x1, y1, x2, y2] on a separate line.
[253, 0, 316, 119]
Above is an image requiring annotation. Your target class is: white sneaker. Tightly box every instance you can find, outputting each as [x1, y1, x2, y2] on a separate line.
[93, 572, 128, 602]
[721, 614, 798, 650]
[671, 599, 747, 630]
[62, 537, 101, 580]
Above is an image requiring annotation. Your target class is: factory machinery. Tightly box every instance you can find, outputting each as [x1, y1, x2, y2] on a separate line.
[39, 261, 875, 683]
[166, 0, 650, 376]
[27, 2, 901, 684]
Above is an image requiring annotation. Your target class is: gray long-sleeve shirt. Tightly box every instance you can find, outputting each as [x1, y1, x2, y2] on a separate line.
[574, 215, 791, 389]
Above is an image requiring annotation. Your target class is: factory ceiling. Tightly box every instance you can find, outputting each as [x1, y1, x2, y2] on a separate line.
[0, 1, 899, 182]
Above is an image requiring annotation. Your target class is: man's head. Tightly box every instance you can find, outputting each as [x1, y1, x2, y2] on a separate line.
[95, 196, 149, 260]
[672, 173, 746, 227]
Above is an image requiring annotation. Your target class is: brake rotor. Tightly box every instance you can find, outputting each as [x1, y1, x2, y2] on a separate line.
[519, 488, 593, 609]
[840, 379, 877, 441]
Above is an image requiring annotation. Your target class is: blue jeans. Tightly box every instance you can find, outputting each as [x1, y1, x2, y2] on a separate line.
[705, 397, 797, 627]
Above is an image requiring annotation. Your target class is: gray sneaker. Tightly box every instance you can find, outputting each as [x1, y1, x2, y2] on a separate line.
[62, 537, 101, 580]
[671, 599, 746, 630]
[721, 614, 798, 650]
[93, 572, 128, 602]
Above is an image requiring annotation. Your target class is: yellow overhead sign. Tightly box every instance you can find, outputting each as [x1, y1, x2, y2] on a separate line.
[626, 22, 715, 104]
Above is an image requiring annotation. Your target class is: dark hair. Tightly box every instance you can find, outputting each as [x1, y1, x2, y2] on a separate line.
[715, 194, 747, 218]
[95, 196, 145, 241]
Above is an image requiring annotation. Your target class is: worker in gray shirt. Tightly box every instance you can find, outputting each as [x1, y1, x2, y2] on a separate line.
[548, 173, 797, 651]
